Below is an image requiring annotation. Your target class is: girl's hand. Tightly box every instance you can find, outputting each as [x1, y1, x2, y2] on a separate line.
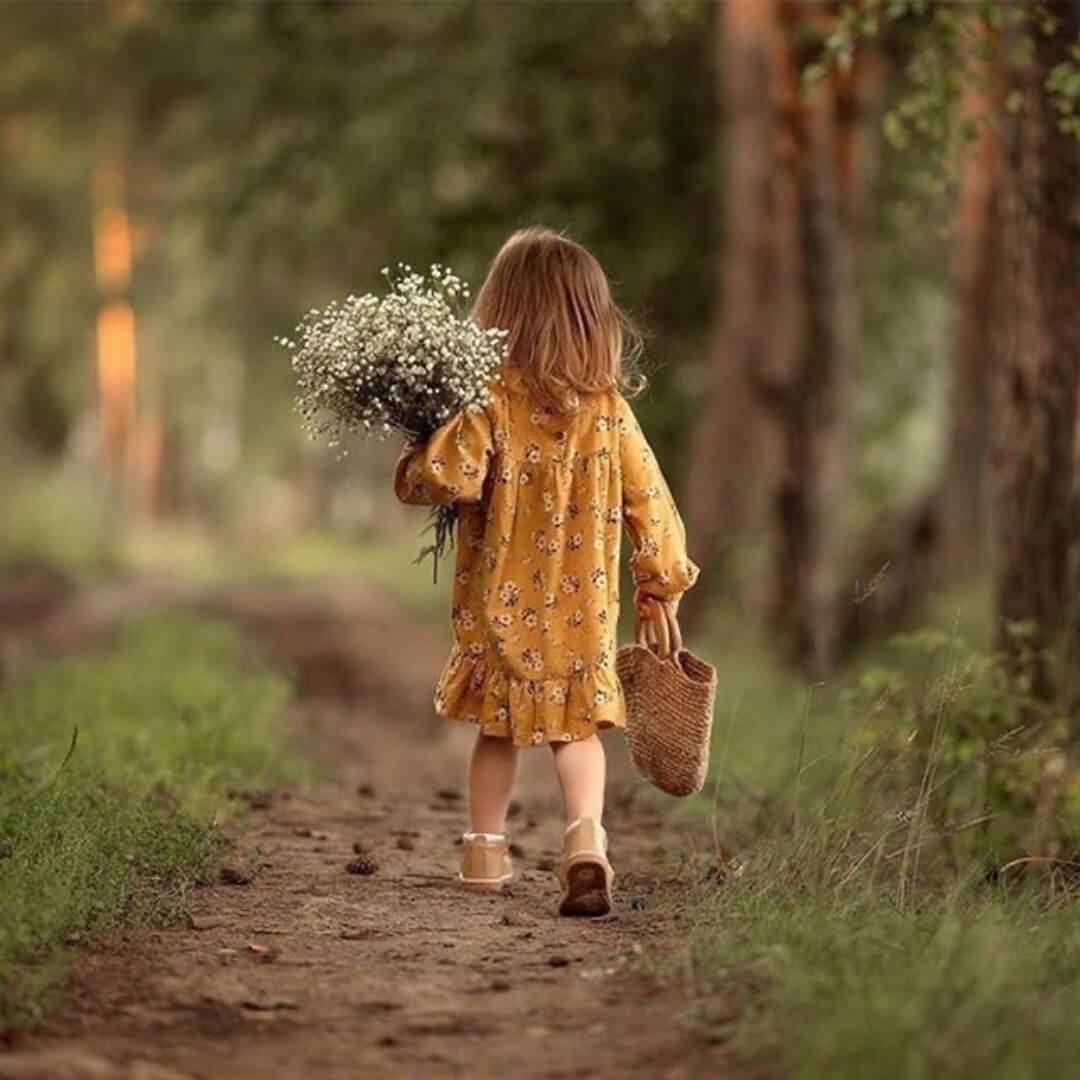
[633, 591, 683, 659]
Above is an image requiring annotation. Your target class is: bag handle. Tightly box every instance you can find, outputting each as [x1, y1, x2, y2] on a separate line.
[634, 595, 683, 660]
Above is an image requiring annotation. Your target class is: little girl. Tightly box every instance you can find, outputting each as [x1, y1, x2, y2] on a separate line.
[395, 227, 697, 916]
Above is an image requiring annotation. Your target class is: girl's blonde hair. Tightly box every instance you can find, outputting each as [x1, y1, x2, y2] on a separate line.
[472, 226, 643, 411]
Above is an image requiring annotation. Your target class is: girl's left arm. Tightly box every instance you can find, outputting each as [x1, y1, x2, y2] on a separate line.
[617, 396, 700, 604]
[394, 406, 494, 507]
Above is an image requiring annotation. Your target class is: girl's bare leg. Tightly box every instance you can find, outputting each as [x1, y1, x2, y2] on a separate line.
[467, 733, 520, 834]
[550, 735, 606, 824]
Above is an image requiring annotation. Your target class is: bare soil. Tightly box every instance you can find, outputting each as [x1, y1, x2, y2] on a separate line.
[1, 582, 733, 1080]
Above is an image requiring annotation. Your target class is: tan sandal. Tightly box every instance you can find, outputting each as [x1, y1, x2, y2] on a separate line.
[459, 832, 513, 892]
[557, 818, 614, 917]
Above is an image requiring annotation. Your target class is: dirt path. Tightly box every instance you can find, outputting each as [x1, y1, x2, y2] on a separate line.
[1, 583, 731, 1080]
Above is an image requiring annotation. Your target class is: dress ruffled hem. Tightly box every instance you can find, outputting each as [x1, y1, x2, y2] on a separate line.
[433, 645, 625, 747]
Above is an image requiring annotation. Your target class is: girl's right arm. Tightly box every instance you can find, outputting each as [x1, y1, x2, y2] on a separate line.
[617, 397, 699, 603]
[394, 405, 495, 507]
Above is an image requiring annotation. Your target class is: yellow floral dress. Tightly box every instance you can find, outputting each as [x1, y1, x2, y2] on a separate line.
[394, 368, 698, 747]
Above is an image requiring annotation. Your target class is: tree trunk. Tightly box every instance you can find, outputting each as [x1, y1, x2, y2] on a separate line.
[92, 159, 137, 501]
[754, 2, 877, 674]
[682, 0, 785, 623]
[938, 20, 1002, 575]
[991, 2, 1080, 698]
[767, 85, 846, 672]
[683, 1, 878, 677]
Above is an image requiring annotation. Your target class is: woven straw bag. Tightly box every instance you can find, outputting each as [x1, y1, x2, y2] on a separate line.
[616, 613, 717, 797]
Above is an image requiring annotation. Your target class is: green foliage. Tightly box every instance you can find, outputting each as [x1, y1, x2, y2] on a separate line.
[848, 626, 1080, 862]
[0, 614, 308, 1033]
[0, 463, 118, 578]
[807, 0, 990, 169]
[684, 872, 1080, 1080]
[811, 0, 1080, 169]
[660, 606, 1080, 1079]
[1046, 38, 1080, 137]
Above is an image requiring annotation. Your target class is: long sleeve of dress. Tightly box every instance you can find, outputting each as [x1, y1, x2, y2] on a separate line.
[394, 405, 495, 507]
[617, 398, 699, 601]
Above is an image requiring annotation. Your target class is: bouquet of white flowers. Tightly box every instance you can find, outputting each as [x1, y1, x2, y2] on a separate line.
[278, 264, 507, 577]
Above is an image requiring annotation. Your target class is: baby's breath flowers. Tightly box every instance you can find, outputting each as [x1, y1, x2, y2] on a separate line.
[277, 264, 508, 577]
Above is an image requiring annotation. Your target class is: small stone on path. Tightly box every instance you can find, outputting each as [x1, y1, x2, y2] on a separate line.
[500, 910, 538, 928]
[340, 927, 375, 941]
[188, 915, 227, 931]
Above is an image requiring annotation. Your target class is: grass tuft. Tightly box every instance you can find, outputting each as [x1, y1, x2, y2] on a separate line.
[0, 613, 310, 1033]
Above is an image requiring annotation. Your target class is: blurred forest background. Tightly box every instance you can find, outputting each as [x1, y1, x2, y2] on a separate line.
[3, 0, 1079, 733]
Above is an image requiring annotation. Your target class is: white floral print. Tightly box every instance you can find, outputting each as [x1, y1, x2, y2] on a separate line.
[395, 368, 698, 746]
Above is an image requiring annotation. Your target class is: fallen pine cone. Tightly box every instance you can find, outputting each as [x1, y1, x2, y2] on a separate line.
[346, 855, 378, 876]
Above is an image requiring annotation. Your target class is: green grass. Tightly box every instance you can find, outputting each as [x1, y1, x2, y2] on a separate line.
[0, 613, 310, 1033]
[670, 592, 1080, 1080]
[2, 459, 452, 627]
[685, 870, 1080, 1080]
[245, 532, 452, 622]
[123, 525, 451, 623]
[1, 465, 118, 579]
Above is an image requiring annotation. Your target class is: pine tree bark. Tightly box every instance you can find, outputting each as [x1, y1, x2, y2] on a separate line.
[991, 2, 1080, 698]
[938, 20, 1002, 575]
[755, 2, 877, 673]
[684, 1, 878, 676]
[682, 0, 785, 621]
